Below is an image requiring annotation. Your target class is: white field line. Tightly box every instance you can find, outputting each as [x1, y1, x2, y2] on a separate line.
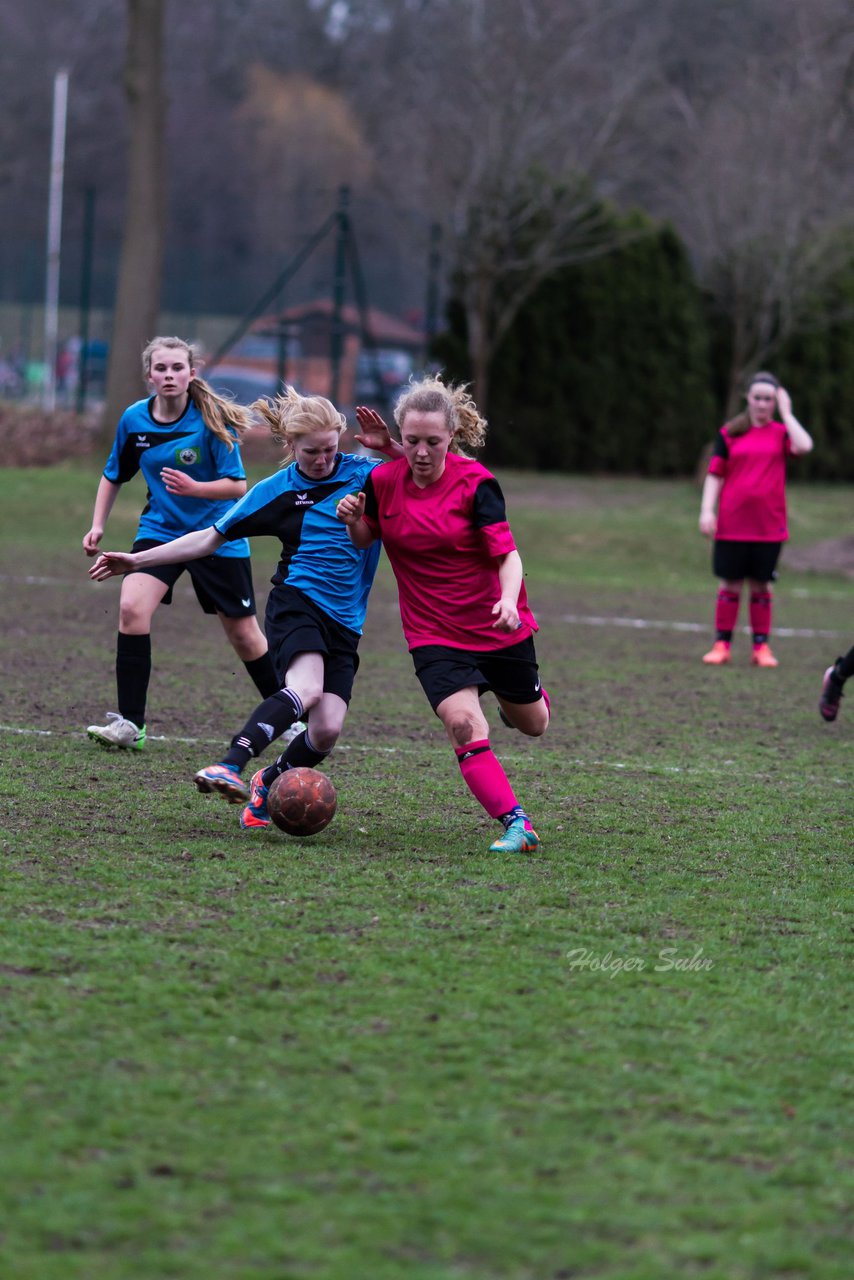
[560, 614, 844, 639]
[1, 585, 846, 641]
[0, 574, 847, 639]
[0, 723, 847, 786]
[0, 573, 70, 586]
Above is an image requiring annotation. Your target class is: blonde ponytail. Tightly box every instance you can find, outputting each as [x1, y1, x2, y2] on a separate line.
[250, 386, 346, 465]
[141, 335, 253, 450]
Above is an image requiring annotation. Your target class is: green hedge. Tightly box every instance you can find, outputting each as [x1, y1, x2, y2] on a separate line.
[436, 212, 854, 479]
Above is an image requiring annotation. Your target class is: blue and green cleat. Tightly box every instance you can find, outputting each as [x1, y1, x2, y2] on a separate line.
[489, 818, 540, 854]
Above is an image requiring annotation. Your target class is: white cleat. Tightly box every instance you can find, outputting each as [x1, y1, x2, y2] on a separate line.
[87, 712, 146, 750]
[282, 720, 307, 745]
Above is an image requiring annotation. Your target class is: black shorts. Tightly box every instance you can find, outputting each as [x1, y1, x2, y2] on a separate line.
[264, 585, 361, 704]
[130, 540, 257, 617]
[412, 636, 542, 713]
[713, 540, 782, 583]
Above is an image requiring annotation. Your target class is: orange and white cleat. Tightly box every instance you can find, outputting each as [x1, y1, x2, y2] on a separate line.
[193, 762, 248, 803]
[702, 640, 731, 665]
[240, 769, 272, 829]
[751, 643, 778, 668]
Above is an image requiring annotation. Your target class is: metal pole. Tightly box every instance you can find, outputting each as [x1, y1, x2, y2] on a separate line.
[330, 186, 349, 405]
[206, 210, 337, 371]
[424, 222, 442, 365]
[43, 68, 69, 411]
[276, 284, 287, 391]
[346, 220, 385, 407]
[276, 319, 287, 392]
[76, 185, 96, 414]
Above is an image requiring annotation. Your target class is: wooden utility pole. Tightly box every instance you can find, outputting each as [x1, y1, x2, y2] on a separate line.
[101, 0, 165, 441]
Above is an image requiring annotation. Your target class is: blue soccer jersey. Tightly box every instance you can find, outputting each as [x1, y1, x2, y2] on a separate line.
[103, 397, 250, 558]
[214, 453, 383, 633]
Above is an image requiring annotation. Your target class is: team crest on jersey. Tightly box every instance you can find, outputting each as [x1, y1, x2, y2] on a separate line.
[176, 446, 200, 466]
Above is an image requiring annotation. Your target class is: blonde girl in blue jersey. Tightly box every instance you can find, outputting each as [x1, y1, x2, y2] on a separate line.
[83, 336, 278, 750]
[89, 387, 401, 828]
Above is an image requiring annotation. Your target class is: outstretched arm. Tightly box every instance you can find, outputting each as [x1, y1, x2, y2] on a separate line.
[89, 526, 226, 581]
[354, 405, 404, 458]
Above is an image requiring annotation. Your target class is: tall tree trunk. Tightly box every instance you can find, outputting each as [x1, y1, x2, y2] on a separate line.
[466, 274, 493, 415]
[100, 0, 165, 444]
[725, 307, 752, 418]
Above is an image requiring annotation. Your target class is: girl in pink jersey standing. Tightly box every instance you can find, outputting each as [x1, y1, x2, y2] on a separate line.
[698, 372, 813, 667]
[337, 376, 550, 855]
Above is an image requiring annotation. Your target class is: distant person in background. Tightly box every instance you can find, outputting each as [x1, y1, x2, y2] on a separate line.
[55, 339, 75, 402]
[83, 335, 278, 750]
[819, 646, 854, 722]
[698, 372, 813, 667]
[336, 378, 550, 856]
[89, 387, 400, 828]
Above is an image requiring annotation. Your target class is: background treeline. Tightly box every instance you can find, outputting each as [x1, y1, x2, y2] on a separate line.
[2, 0, 853, 474]
[438, 210, 854, 479]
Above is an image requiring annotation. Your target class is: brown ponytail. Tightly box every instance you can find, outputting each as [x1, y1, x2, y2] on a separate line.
[725, 371, 780, 438]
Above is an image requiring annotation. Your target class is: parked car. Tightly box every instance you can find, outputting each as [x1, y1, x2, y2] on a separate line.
[354, 347, 416, 403]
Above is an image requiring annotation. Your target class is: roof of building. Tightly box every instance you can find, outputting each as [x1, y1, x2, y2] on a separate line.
[252, 299, 424, 348]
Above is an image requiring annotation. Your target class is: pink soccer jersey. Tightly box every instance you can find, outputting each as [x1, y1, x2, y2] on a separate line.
[362, 453, 538, 650]
[708, 421, 793, 541]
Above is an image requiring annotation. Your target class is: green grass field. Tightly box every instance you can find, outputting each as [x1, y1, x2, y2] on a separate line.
[1, 463, 851, 1280]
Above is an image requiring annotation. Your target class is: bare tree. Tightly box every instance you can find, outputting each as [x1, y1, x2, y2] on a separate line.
[101, 0, 165, 439]
[661, 0, 854, 408]
[234, 65, 374, 259]
[3, 0, 854, 421]
[343, 0, 667, 407]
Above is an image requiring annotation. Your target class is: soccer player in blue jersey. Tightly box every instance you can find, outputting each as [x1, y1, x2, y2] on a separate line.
[83, 336, 278, 750]
[89, 386, 401, 826]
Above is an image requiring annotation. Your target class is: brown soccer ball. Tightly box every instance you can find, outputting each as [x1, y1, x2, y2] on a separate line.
[266, 767, 337, 837]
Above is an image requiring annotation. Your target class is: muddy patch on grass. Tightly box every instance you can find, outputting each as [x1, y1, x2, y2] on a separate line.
[785, 536, 854, 579]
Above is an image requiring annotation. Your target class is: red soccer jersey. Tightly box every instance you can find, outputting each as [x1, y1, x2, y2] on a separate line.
[707, 421, 793, 541]
[362, 453, 538, 651]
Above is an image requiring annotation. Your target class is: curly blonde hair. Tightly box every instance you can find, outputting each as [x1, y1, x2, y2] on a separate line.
[393, 374, 487, 455]
[141, 335, 254, 450]
[250, 386, 346, 464]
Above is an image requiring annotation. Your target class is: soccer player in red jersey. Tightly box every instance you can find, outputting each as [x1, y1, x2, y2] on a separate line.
[337, 377, 550, 855]
[698, 373, 813, 667]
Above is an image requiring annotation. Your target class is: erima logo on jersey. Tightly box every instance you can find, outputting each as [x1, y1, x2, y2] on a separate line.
[295, 492, 314, 506]
[176, 446, 199, 466]
[136, 435, 150, 449]
[240, 597, 251, 608]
